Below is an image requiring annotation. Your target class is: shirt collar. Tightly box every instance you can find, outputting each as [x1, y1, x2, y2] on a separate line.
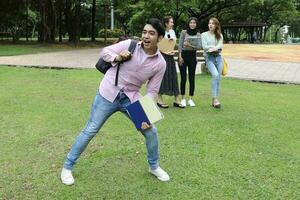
[138, 41, 160, 57]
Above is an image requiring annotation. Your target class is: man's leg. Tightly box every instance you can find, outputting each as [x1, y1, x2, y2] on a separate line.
[141, 125, 159, 170]
[141, 126, 169, 181]
[119, 95, 170, 181]
[64, 92, 117, 169]
[61, 91, 118, 185]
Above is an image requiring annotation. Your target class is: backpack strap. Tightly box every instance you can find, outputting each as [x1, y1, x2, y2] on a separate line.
[128, 39, 138, 54]
[114, 39, 138, 86]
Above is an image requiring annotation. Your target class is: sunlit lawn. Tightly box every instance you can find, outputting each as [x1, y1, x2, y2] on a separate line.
[0, 66, 299, 199]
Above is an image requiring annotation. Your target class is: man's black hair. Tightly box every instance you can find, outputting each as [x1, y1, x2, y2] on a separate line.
[146, 18, 165, 37]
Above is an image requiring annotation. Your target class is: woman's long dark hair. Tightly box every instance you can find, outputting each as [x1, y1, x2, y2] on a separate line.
[210, 17, 221, 40]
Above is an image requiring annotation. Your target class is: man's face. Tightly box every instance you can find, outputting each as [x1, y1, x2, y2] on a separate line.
[142, 24, 161, 50]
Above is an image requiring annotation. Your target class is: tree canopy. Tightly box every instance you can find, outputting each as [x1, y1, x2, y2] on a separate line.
[0, 0, 299, 43]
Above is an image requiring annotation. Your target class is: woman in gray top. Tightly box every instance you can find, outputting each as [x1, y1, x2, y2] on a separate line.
[178, 17, 202, 107]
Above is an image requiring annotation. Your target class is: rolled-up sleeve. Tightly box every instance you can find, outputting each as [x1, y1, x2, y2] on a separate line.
[146, 60, 166, 98]
[100, 39, 131, 66]
[196, 35, 202, 50]
[178, 30, 185, 53]
[201, 33, 213, 51]
[215, 35, 223, 50]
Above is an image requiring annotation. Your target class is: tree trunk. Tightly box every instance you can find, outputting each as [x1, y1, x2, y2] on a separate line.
[11, 26, 20, 43]
[38, 0, 56, 43]
[274, 28, 280, 43]
[65, 0, 74, 42]
[237, 28, 242, 41]
[65, 0, 80, 43]
[49, 0, 56, 41]
[74, 2, 80, 45]
[91, 0, 96, 41]
[26, 0, 29, 41]
[58, 0, 63, 42]
[31, 24, 36, 39]
[263, 27, 269, 42]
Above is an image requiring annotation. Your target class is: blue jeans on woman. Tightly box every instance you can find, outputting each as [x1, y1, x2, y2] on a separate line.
[205, 54, 223, 97]
[63, 90, 159, 170]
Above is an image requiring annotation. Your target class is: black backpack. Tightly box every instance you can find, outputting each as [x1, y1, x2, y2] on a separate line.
[95, 39, 137, 86]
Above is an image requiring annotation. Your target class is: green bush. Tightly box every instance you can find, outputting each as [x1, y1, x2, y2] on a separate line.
[98, 29, 125, 38]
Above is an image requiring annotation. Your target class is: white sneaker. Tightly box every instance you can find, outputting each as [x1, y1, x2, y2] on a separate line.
[188, 99, 196, 107]
[149, 167, 170, 181]
[61, 168, 74, 185]
[180, 99, 186, 107]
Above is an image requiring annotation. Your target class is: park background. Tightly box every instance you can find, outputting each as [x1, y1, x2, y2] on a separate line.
[1, 0, 300, 199]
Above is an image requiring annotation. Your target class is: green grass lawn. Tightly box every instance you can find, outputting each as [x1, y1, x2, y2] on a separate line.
[0, 66, 299, 199]
[0, 42, 105, 56]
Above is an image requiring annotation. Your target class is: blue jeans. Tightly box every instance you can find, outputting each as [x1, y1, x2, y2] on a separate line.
[205, 55, 223, 98]
[63, 90, 159, 170]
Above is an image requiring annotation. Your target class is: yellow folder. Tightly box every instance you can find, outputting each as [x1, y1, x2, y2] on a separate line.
[158, 38, 176, 54]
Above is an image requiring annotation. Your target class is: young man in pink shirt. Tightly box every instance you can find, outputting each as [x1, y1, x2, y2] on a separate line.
[61, 18, 170, 185]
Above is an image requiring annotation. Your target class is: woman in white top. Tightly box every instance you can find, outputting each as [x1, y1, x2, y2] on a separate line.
[157, 16, 184, 109]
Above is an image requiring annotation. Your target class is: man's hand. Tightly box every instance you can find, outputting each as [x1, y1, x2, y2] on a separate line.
[115, 50, 131, 62]
[141, 122, 151, 130]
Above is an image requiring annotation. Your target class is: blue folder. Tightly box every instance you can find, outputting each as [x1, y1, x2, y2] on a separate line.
[126, 95, 164, 131]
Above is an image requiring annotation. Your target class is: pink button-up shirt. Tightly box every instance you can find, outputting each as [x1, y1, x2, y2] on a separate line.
[99, 39, 166, 103]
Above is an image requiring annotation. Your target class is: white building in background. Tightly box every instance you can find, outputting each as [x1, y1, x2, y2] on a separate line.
[281, 25, 289, 34]
[280, 25, 292, 44]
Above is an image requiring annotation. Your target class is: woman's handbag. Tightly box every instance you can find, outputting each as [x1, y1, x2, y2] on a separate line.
[222, 58, 228, 76]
